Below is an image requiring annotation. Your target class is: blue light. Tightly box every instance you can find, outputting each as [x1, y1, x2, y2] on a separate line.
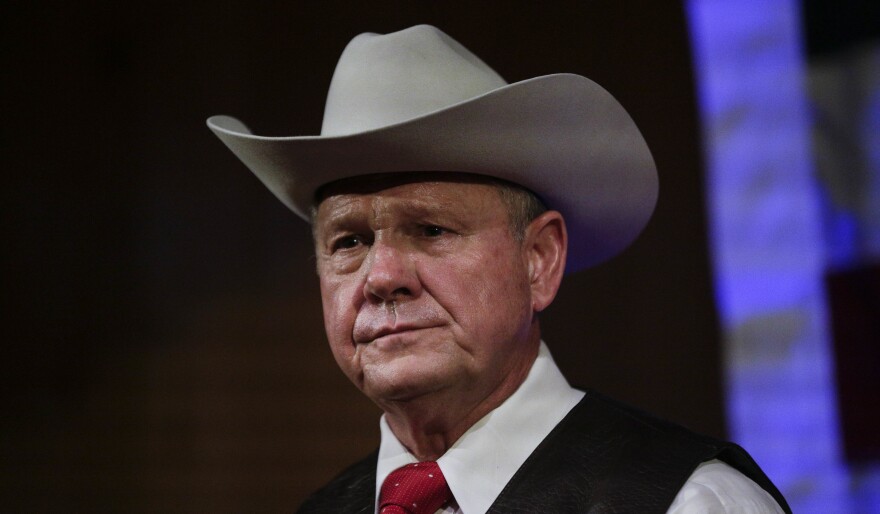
[685, 1, 880, 511]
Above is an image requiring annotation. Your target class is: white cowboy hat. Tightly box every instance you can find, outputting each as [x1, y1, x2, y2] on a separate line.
[207, 24, 658, 272]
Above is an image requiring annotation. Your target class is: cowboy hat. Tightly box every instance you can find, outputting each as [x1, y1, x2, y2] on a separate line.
[207, 24, 658, 272]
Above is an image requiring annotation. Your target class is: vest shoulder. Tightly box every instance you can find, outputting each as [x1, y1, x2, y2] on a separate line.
[571, 389, 724, 447]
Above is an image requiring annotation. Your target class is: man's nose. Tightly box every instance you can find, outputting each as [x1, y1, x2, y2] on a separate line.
[363, 242, 421, 303]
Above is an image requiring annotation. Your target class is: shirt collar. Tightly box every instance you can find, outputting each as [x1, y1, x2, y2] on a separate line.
[375, 341, 584, 513]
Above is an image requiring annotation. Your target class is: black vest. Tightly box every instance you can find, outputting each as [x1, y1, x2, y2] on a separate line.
[297, 391, 791, 513]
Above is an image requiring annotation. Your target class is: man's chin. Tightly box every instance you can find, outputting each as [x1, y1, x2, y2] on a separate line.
[361, 370, 450, 405]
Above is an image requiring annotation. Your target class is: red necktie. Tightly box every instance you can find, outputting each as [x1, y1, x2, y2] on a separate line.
[379, 461, 452, 514]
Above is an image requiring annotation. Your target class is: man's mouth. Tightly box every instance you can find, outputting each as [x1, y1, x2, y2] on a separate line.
[354, 323, 436, 345]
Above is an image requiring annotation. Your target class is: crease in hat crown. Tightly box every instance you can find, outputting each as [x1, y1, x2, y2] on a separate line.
[206, 24, 659, 273]
[321, 25, 508, 136]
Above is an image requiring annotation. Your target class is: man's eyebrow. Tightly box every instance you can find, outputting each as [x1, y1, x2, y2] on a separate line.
[315, 198, 365, 233]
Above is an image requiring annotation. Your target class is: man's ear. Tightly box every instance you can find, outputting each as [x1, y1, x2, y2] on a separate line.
[523, 211, 567, 312]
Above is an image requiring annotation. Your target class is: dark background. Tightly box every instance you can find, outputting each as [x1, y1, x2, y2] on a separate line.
[2, 1, 722, 511]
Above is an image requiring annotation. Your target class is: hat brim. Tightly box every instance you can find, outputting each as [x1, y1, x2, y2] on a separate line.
[207, 73, 658, 272]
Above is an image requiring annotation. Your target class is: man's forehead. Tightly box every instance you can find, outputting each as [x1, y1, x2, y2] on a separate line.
[310, 172, 515, 233]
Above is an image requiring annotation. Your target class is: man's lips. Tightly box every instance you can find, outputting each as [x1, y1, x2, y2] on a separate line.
[352, 322, 441, 345]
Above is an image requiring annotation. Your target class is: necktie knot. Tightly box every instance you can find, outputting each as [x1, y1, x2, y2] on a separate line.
[379, 461, 452, 514]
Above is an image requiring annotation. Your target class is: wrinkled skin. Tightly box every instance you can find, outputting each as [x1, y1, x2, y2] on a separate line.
[313, 175, 566, 459]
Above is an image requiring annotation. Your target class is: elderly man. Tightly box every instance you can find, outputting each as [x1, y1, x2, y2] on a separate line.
[208, 25, 789, 514]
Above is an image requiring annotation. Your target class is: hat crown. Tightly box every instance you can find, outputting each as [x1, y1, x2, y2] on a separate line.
[321, 25, 507, 136]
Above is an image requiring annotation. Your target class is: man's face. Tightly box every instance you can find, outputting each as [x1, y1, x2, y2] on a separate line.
[313, 176, 538, 409]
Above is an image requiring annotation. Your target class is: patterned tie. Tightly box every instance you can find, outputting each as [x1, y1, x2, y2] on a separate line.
[379, 461, 453, 514]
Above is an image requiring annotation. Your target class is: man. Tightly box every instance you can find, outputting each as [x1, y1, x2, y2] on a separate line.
[208, 25, 790, 513]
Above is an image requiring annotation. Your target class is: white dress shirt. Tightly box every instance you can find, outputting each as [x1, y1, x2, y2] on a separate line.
[375, 342, 784, 513]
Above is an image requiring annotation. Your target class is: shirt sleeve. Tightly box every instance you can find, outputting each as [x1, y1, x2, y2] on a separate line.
[666, 459, 785, 514]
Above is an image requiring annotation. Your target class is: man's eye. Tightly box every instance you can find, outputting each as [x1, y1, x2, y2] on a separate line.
[423, 225, 445, 237]
[332, 235, 364, 251]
